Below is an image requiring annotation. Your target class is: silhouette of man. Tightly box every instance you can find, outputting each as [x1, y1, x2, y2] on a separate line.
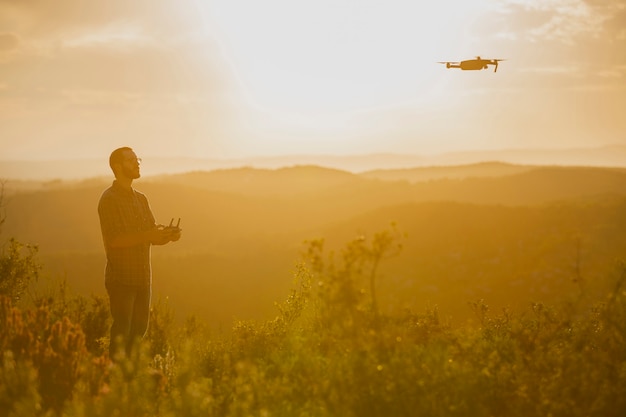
[98, 147, 181, 358]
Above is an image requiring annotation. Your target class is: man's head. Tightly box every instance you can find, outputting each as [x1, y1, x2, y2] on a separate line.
[109, 147, 141, 180]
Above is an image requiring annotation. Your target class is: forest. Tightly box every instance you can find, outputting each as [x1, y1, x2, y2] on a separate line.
[1, 162, 626, 416]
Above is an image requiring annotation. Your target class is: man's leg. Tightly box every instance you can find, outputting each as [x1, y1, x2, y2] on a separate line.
[128, 285, 151, 353]
[106, 284, 135, 359]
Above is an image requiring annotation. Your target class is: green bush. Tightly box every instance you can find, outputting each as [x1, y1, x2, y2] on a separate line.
[0, 296, 88, 414]
[0, 186, 41, 305]
[0, 226, 625, 416]
[0, 238, 41, 305]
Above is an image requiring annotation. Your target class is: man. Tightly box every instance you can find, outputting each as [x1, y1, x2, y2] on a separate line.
[98, 147, 181, 358]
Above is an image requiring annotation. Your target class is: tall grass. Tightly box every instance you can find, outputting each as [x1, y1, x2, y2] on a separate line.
[1, 226, 625, 416]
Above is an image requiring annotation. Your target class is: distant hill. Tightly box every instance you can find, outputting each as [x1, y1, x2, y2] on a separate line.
[150, 165, 360, 196]
[361, 162, 536, 182]
[3, 163, 626, 327]
[3, 144, 626, 180]
[6, 163, 626, 256]
[150, 164, 626, 206]
[6, 163, 626, 254]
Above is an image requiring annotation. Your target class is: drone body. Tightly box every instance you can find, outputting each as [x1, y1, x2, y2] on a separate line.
[438, 56, 505, 72]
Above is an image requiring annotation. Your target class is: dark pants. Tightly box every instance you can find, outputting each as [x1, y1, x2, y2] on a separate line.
[106, 283, 151, 358]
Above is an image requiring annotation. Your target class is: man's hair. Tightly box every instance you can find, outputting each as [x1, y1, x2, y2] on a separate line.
[109, 147, 133, 173]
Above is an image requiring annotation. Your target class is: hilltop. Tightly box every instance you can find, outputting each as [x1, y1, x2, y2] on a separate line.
[3, 162, 626, 326]
[3, 144, 626, 181]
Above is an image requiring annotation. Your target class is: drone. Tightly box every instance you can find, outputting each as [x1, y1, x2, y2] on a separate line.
[438, 56, 505, 72]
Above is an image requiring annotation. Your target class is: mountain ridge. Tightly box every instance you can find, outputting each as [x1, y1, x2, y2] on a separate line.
[2, 144, 626, 180]
[4, 163, 626, 326]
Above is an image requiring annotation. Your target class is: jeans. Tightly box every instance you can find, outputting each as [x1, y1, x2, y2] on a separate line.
[106, 283, 151, 358]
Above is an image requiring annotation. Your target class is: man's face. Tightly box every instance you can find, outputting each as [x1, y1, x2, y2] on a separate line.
[118, 150, 141, 180]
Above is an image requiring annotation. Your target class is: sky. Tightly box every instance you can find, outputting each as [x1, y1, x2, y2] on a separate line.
[0, 0, 625, 162]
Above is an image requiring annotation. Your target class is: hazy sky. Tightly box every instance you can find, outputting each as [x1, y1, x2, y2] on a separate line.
[0, 0, 625, 161]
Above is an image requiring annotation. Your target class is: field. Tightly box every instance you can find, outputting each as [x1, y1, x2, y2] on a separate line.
[1, 162, 626, 416]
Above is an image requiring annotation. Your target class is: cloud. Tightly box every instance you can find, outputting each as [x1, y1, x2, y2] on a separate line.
[0, 0, 214, 64]
[60, 89, 142, 110]
[518, 65, 584, 74]
[516, 60, 626, 91]
[0, 0, 230, 95]
[492, 0, 626, 43]
[0, 0, 239, 159]
[0, 0, 203, 36]
[601, 3, 626, 40]
[0, 32, 19, 51]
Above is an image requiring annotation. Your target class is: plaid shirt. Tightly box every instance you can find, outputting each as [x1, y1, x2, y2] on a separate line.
[98, 180, 156, 288]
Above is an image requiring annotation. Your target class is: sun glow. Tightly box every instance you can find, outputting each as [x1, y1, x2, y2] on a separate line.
[2, 0, 625, 162]
[197, 0, 495, 154]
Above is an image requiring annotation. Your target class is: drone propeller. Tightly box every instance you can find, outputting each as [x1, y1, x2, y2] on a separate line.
[491, 59, 505, 72]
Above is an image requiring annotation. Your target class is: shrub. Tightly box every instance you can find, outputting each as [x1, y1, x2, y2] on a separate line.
[0, 185, 41, 305]
[0, 296, 88, 415]
[1, 226, 626, 416]
[0, 238, 41, 305]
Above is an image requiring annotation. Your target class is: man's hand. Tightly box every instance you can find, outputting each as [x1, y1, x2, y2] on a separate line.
[163, 218, 182, 242]
[150, 225, 182, 245]
[150, 228, 170, 245]
[167, 228, 182, 242]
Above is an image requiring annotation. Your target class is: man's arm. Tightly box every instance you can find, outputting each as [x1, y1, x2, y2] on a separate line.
[98, 192, 173, 248]
[98, 189, 181, 248]
[107, 228, 173, 248]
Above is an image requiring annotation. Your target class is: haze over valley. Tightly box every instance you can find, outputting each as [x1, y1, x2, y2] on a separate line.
[4, 161, 626, 327]
[4, 144, 626, 182]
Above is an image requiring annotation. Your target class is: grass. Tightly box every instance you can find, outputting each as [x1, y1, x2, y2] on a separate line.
[1, 228, 626, 416]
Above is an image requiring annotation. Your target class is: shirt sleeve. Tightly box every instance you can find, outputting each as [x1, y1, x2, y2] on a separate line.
[98, 192, 122, 247]
[136, 191, 156, 229]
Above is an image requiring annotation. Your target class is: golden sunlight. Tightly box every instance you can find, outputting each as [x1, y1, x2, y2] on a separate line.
[2, 2, 626, 414]
[1, 0, 625, 161]
[199, 0, 496, 155]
